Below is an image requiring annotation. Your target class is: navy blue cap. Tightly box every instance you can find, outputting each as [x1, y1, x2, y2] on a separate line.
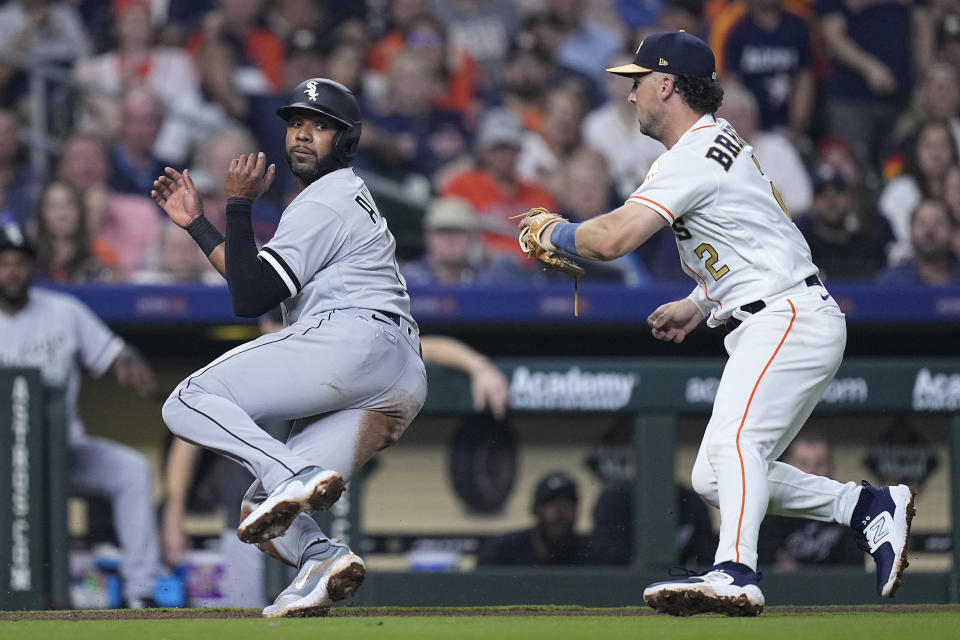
[0, 222, 35, 257]
[533, 472, 578, 509]
[607, 31, 716, 80]
[812, 164, 850, 193]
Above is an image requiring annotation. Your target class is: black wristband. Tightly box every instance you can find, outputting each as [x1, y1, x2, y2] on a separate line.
[186, 215, 225, 256]
[226, 197, 253, 217]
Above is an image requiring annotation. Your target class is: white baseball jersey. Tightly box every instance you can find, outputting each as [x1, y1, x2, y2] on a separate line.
[629, 115, 818, 327]
[0, 288, 123, 441]
[257, 167, 414, 327]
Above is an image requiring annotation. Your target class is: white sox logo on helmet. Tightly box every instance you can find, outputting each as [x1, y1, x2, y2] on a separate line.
[305, 81, 319, 102]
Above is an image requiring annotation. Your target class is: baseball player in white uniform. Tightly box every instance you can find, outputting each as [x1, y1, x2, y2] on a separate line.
[152, 78, 427, 617]
[521, 32, 915, 616]
[0, 223, 162, 608]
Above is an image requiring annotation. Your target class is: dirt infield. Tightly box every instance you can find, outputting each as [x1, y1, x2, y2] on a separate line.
[3, 604, 960, 621]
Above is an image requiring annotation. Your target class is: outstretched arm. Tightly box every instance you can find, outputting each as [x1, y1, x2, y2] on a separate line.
[111, 345, 157, 396]
[162, 438, 201, 567]
[528, 200, 669, 261]
[421, 336, 510, 420]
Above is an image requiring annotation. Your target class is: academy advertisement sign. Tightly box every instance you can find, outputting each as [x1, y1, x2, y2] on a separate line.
[510, 367, 639, 410]
[912, 368, 960, 410]
[684, 376, 869, 406]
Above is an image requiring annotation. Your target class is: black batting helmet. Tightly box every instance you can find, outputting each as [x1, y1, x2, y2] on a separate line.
[0, 222, 35, 257]
[277, 78, 362, 164]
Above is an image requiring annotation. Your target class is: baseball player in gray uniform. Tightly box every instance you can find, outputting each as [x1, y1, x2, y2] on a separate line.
[152, 78, 427, 617]
[0, 223, 162, 608]
[519, 32, 915, 616]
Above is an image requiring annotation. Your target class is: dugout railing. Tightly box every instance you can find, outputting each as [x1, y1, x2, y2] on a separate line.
[3, 359, 959, 608]
[347, 357, 960, 607]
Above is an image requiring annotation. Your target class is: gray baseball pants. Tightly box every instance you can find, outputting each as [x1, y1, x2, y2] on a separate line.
[161, 309, 426, 566]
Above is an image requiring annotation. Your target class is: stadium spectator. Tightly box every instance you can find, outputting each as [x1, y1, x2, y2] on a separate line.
[891, 60, 960, 159]
[401, 197, 528, 286]
[107, 89, 176, 197]
[186, 0, 286, 121]
[443, 108, 557, 258]
[477, 471, 590, 566]
[367, 0, 433, 74]
[360, 50, 472, 186]
[32, 181, 115, 284]
[557, 148, 651, 285]
[547, 0, 624, 87]
[134, 221, 221, 285]
[517, 87, 588, 195]
[582, 52, 666, 201]
[796, 164, 891, 283]
[0, 108, 42, 227]
[879, 119, 958, 264]
[0, 0, 92, 109]
[188, 126, 282, 243]
[264, 0, 328, 41]
[817, 0, 934, 166]
[432, 0, 520, 92]
[401, 15, 480, 119]
[0, 225, 163, 608]
[718, 82, 812, 216]
[495, 29, 554, 133]
[72, 0, 209, 164]
[942, 165, 960, 260]
[757, 434, 864, 570]
[55, 134, 161, 280]
[710, 0, 814, 139]
[876, 199, 960, 285]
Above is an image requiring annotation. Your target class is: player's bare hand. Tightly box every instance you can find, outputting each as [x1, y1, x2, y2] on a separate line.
[152, 167, 204, 228]
[112, 345, 158, 397]
[647, 298, 705, 343]
[470, 363, 510, 420]
[225, 151, 276, 200]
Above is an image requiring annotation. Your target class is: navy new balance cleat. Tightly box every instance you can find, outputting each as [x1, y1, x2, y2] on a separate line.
[851, 482, 916, 597]
[643, 562, 764, 617]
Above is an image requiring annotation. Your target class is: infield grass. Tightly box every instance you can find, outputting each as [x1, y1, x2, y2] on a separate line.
[2, 607, 959, 640]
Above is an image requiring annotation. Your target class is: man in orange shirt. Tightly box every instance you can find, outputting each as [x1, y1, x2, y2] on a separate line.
[444, 109, 556, 258]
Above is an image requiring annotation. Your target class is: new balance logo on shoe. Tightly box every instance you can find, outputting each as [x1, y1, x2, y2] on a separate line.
[866, 512, 891, 550]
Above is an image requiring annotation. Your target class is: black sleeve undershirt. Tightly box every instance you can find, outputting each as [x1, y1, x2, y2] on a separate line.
[224, 198, 292, 317]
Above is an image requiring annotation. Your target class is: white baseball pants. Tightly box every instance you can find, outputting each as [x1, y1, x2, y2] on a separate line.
[690, 286, 861, 571]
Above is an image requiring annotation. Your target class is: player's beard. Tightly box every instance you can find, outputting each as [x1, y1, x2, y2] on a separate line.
[286, 149, 342, 186]
[0, 280, 29, 311]
[638, 111, 665, 143]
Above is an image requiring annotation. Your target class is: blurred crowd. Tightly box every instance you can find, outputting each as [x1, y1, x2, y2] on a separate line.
[3, 0, 960, 288]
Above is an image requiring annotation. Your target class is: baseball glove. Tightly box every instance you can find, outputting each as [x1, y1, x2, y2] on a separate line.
[514, 207, 585, 277]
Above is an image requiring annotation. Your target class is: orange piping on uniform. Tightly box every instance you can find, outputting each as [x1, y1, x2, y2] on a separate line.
[678, 254, 723, 310]
[628, 195, 676, 222]
[691, 124, 717, 132]
[733, 298, 796, 564]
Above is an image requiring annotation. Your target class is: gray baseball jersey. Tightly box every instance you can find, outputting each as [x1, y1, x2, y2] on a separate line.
[162, 166, 427, 572]
[0, 288, 123, 442]
[0, 288, 161, 599]
[257, 167, 414, 327]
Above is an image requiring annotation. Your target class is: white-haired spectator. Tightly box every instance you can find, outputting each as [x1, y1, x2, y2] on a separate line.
[719, 81, 813, 217]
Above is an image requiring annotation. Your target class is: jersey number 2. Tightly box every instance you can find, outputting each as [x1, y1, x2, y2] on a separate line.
[695, 243, 729, 281]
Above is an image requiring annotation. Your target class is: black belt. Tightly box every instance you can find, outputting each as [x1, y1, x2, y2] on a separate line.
[726, 275, 823, 331]
[372, 311, 403, 327]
